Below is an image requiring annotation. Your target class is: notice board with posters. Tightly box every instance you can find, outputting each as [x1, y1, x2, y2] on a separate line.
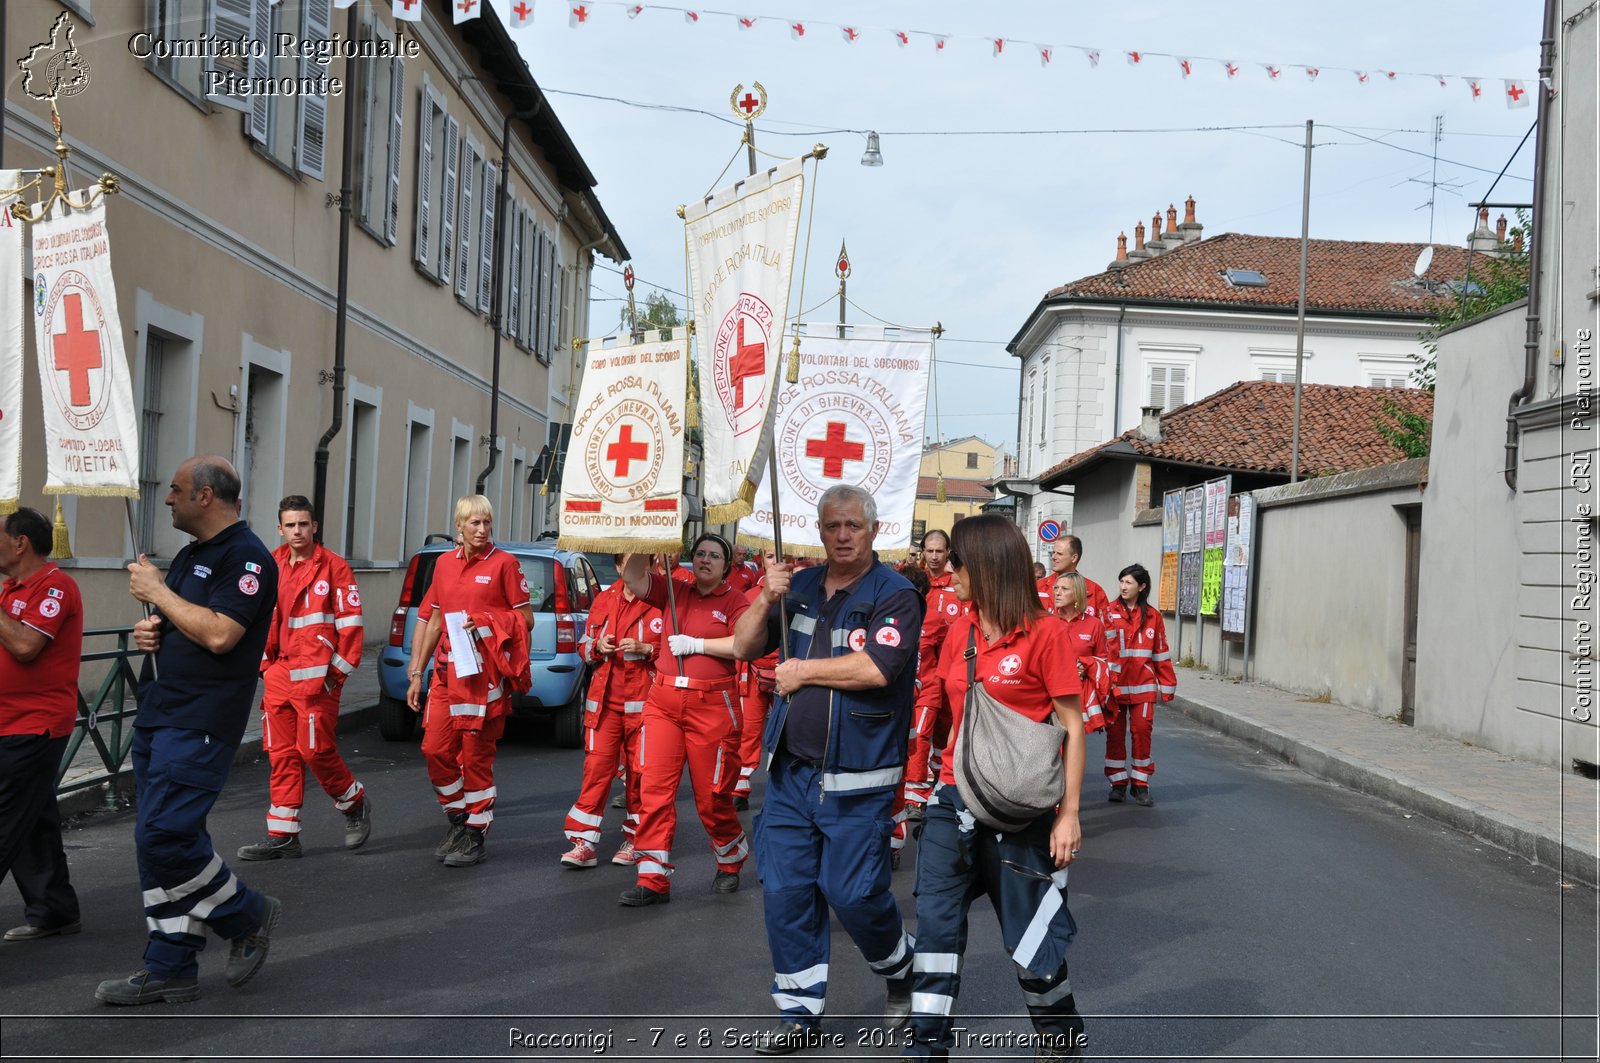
[1222, 492, 1255, 641]
[1159, 489, 1182, 611]
[1200, 476, 1231, 616]
[1177, 485, 1205, 615]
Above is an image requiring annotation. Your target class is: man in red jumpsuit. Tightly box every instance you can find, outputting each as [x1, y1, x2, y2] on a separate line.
[562, 556, 661, 868]
[906, 531, 967, 821]
[1035, 535, 1110, 620]
[238, 496, 369, 860]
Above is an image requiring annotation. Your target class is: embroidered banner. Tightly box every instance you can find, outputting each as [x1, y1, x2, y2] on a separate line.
[0, 173, 23, 513]
[32, 199, 140, 497]
[683, 156, 804, 523]
[557, 333, 688, 552]
[737, 326, 933, 559]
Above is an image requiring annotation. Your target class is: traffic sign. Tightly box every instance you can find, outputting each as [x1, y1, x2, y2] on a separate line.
[1038, 519, 1061, 542]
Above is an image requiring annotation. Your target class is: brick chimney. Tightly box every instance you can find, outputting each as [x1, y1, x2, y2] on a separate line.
[1167, 204, 1178, 234]
[1178, 194, 1203, 242]
[1108, 231, 1128, 271]
[1128, 220, 1151, 259]
[1145, 210, 1169, 255]
[1138, 405, 1164, 444]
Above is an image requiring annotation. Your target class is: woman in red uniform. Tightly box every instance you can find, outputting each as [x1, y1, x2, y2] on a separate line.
[906, 514, 1087, 1061]
[1053, 572, 1113, 736]
[617, 534, 750, 907]
[406, 496, 534, 868]
[1102, 562, 1175, 807]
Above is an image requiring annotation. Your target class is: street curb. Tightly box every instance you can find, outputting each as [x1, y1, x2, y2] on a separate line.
[58, 699, 383, 822]
[1170, 693, 1600, 889]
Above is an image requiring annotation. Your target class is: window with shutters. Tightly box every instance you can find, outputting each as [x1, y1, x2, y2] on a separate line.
[556, 247, 570, 351]
[504, 203, 524, 340]
[236, 0, 324, 175]
[413, 82, 453, 282]
[456, 139, 482, 308]
[1365, 372, 1412, 388]
[478, 161, 498, 316]
[1361, 357, 1414, 389]
[353, 5, 404, 245]
[525, 224, 547, 361]
[144, 0, 209, 108]
[1259, 369, 1296, 383]
[1147, 363, 1189, 412]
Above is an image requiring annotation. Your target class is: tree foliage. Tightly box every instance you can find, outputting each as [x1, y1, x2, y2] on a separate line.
[621, 290, 683, 333]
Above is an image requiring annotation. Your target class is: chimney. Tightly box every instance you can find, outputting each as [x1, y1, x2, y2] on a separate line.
[1495, 214, 1508, 243]
[1145, 210, 1168, 254]
[1166, 204, 1178, 233]
[1138, 405, 1164, 444]
[1178, 194, 1203, 242]
[1512, 228, 1525, 254]
[1468, 207, 1499, 255]
[1108, 231, 1128, 270]
[1128, 220, 1151, 259]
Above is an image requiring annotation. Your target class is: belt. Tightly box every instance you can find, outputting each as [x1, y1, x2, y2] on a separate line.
[779, 750, 825, 771]
[653, 673, 737, 693]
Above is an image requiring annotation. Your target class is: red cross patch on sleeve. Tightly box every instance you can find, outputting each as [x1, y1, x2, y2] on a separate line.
[875, 626, 901, 648]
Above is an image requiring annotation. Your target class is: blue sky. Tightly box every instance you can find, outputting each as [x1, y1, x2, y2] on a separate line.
[498, 0, 1541, 453]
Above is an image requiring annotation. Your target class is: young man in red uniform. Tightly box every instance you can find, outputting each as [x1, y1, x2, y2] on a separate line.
[0, 508, 83, 943]
[562, 556, 661, 868]
[1036, 535, 1110, 620]
[616, 534, 750, 906]
[406, 496, 534, 868]
[238, 496, 370, 861]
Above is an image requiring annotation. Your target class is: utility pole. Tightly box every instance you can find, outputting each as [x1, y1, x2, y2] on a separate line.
[835, 241, 850, 339]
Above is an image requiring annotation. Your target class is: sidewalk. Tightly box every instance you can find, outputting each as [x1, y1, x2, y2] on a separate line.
[1169, 667, 1599, 888]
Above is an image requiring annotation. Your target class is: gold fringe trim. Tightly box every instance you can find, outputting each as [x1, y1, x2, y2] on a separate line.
[0, 498, 17, 515]
[705, 477, 757, 526]
[557, 534, 683, 554]
[41, 484, 139, 498]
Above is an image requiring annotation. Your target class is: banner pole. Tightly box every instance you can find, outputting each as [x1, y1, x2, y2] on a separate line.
[124, 497, 157, 679]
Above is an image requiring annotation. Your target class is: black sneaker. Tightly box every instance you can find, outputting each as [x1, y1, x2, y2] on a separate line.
[734, 795, 750, 811]
[1034, 1031, 1086, 1061]
[1107, 785, 1127, 804]
[713, 870, 740, 893]
[1132, 786, 1154, 807]
[906, 803, 926, 822]
[236, 834, 301, 861]
[343, 796, 372, 850]
[753, 1020, 821, 1056]
[884, 976, 912, 1030]
[619, 884, 670, 907]
[442, 828, 486, 868]
[610, 792, 627, 809]
[95, 968, 201, 1006]
[434, 816, 467, 862]
[224, 895, 281, 988]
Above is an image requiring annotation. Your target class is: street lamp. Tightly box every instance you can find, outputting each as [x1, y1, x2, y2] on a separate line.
[860, 131, 883, 167]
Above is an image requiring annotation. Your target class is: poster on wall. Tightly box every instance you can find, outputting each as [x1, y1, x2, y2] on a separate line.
[1158, 488, 1182, 611]
[1178, 484, 1204, 615]
[1222, 492, 1255, 640]
[1200, 476, 1231, 616]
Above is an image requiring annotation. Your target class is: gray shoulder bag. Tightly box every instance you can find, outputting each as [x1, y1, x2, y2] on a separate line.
[953, 626, 1065, 832]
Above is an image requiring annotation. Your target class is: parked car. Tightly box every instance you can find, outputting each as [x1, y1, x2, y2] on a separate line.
[583, 552, 619, 591]
[376, 538, 602, 748]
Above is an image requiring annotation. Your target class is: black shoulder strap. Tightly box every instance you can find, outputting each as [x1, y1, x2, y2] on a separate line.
[965, 625, 977, 687]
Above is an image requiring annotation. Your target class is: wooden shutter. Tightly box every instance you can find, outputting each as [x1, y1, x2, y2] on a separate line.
[245, 0, 272, 142]
[543, 228, 558, 356]
[439, 117, 460, 285]
[413, 87, 434, 271]
[530, 226, 547, 360]
[455, 142, 475, 301]
[478, 161, 497, 315]
[206, 0, 255, 114]
[507, 206, 523, 340]
[384, 57, 404, 245]
[296, 0, 331, 179]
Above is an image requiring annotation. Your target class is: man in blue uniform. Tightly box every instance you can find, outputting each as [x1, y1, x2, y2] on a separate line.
[95, 456, 283, 1005]
[732, 484, 923, 1055]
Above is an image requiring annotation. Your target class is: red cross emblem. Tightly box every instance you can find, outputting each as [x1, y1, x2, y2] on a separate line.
[790, 22, 805, 36]
[729, 318, 765, 407]
[1471, 81, 1482, 98]
[606, 424, 649, 479]
[399, 0, 418, 8]
[53, 292, 102, 408]
[1507, 82, 1525, 102]
[456, 0, 476, 13]
[572, 4, 589, 23]
[1225, 62, 1239, 78]
[998, 654, 1022, 677]
[738, 92, 760, 114]
[513, 1, 531, 18]
[804, 421, 866, 480]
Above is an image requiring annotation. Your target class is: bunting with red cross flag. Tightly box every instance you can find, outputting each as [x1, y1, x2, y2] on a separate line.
[0, 173, 24, 514]
[557, 334, 688, 552]
[682, 155, 805, 523]
[737, 325, 934, 561]
[30, 199, 140, 499]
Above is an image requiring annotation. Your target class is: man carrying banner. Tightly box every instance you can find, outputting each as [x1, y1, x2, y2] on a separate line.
[732, 484, 922, 1052]
[97, 457, 281, 1005]
[236, 496, 370, 862]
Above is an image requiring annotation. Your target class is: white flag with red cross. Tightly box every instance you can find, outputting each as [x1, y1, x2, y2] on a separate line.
[452, 0, 481, 24]
[683, 156, 806, 524]
[1504, 79, 1531, 107]
[30, 199, 140, 498]
[558, 336, 688, 552]
[736, 327, 934, 561]
[509, 0, 534, 28]
[738, 16, 757, 30]
[569, 2, 591, 28]
[1467, 78, 1483, 100]
[392, 0, 422, 22]
[789, 21, 805, 39]
[842, 26, 859, 43]
[0, 173, 22, 513]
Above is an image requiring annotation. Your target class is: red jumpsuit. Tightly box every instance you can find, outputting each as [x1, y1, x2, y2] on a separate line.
[1059, 612, 1113, 735]
[1036, 571, 1111, 620]
[1102, 601, 1176, 787]
[566, 584, 660, 848]
[419, 545, 533, 831]
[632, 572, 750, 896]
[907, 572, 967, 811]
[258, 544, 365, 837]
[728, 580, 776, 802]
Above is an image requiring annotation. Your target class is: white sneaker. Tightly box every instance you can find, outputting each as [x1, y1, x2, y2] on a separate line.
[560, 840, 598, 869]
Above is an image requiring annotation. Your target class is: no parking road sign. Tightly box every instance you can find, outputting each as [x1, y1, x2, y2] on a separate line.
[1038, 519, 1062, 542]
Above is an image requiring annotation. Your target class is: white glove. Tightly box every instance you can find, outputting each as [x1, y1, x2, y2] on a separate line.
[668, 634, 704, 657]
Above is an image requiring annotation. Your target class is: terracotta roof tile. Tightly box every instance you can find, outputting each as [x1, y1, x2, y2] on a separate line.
[916, 476, 994, 501]
[1039, 380, 1433, 484]
[1047, 233, 1473, 316]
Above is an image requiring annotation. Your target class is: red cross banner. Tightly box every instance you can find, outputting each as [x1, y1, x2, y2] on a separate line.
[557, 335, 688, 552]
[0, 172, 23, 514]
[736, 326, 934, 560]
[682, 155, 805, 524]
[30, 200, 140, 499]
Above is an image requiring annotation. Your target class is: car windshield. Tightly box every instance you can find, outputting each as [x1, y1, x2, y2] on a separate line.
[405, 551, 557, 611]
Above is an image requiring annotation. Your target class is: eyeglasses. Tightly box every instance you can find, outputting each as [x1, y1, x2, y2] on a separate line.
[949, 550, 964, 570]
[692, 550, 725, 562]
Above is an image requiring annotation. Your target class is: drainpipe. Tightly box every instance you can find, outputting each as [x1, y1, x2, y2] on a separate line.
[475, 100, 545, 494]
[311, 4, 360, 539]
[1505, 0, 1559, 490]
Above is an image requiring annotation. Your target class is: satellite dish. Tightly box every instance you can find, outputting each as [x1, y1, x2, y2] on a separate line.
[1412, 246, 1434, 278]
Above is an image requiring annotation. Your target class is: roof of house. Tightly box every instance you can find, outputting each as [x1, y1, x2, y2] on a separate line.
[917, 476, 995, 501]
[1038, 380, 1433, 486]
[1025, 232, 1472, 327]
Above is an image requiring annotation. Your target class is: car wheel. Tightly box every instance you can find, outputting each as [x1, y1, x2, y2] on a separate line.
[552, 695, 584, 749]
[378, 692, 417, 741]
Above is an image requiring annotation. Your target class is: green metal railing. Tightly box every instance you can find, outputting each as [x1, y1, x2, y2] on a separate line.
[56, 625, 144, 803]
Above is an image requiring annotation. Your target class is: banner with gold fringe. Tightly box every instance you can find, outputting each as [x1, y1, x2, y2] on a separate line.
[0, 172, 24, 514]
[32, 198, 140, 498]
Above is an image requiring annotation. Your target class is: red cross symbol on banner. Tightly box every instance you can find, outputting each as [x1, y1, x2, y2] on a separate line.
[606, 424, 649, 478]
[513, 0, 530, 17]
[1471, 81, 1482, 98]
[805, 421, 866, 480]
[53, 293, 102, 408]
[457, 0, 476, 12]
[1507, 82, 1525, 102]
[729, 318, 765, 406]
[572, 4, 589, 22]
[738, 92, 760, 115]
[399, 0, 419, 9]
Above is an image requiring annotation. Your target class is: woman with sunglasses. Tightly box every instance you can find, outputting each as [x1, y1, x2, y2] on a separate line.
[617, 534, 750, 907]
[907, 515, 1088, 1062]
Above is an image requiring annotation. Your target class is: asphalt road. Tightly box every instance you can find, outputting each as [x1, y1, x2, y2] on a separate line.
[1, 711, 1595, 1062]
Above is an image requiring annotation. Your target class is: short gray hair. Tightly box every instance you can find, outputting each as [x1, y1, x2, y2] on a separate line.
[817, 484, 877, 524]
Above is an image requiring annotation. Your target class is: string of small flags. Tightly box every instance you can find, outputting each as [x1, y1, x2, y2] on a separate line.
[404, 0, 1541, 108]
